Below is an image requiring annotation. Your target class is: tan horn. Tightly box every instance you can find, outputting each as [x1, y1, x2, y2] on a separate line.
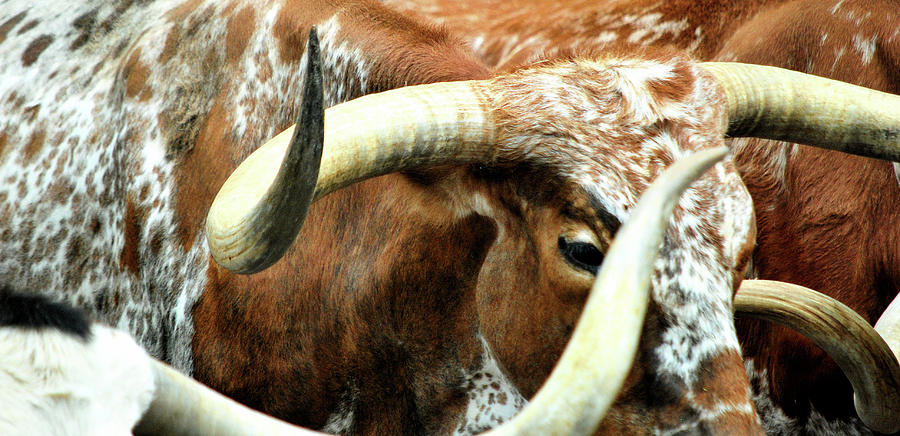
[701, 62, 900, 162]
[486, 147, 730, 435]
[206, 31, 496, 274]
[133, 360, 328, 436]
[734, 279, 900, 434]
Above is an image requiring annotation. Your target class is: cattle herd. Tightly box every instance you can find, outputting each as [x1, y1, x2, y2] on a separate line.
[2, 0, 900, 435]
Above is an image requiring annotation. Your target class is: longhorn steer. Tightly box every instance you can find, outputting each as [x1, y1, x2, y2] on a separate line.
[3, 0, 900, 434]
[208, 32, 900, 436]
[383, 0, 900, 432]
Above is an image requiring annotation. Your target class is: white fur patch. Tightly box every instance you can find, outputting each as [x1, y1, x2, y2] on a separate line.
[0, 324, 155, 435]
[317, 15, 372, 106]
[852, 34, 877, 65]
[453, 336, 527, 435]
[0, 0, 209, 374]
[320, 383, 358, 434]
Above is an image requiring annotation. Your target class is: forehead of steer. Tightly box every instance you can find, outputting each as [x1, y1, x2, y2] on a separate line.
[478, 49, 757, 428]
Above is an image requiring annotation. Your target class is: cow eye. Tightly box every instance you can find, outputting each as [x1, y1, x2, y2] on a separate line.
[558, 237, 604, 275]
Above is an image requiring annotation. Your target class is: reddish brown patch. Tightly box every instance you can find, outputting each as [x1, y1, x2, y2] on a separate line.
[91, 60, 104, 77]
[704, 411, 763, 434]
[165, 0, 204, 22]
[225, 6, 255, 65]
[48, 224, 68, 250]
[159, 22, 181, 64]
[646, 55, 694, 104]
[53, 146, 68, 176]
[170, 96, 232, 250]
[124, 48, 152, 101]
[719, 0, 900, 422]
[339, 3, 492, 91]
[272, 3, 318, 63]
[138, 184, 150, 202]
[24, 129, 45, 162]
[89, 215, 102, 235]
[23, 103, 40, 122]
[119, 196, 144, 276]
[63, 234, 87, 285]
[21, 34, 53, 67]
[257, 52, 273, 84]
[0, 11, 27, 45]
[473, 184, 605, 398]
[47, 178, 75, 204]
[159, 0, 207, 64]
[692, 350, 754, 410]
[193, 176, 494, 430]
[5, 91, 19, 106]
[0, 132, 8, 158]
[17, 19, 39, 34]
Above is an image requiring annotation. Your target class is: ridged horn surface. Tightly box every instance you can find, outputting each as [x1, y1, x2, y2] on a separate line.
[702, 62, 900, 162]
[734, 279, 900, 434]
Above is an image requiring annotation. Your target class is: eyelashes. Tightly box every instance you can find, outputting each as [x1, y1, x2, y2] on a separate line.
[558, 236, 604, 275]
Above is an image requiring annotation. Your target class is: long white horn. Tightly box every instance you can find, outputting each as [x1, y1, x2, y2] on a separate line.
[486, 147, 730, 435]
[735, 279, 900, 434]
[701, 62, 900, 162]
[206, 31, 496, 274]
[133, 360, 328, 436]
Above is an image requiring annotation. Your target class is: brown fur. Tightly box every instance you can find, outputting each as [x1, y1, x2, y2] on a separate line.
[0, 12, 28, 45]
[194, 176, 498, 433]
[21, 34, 53, 67]
[384, 0, 791, 70]
[174, 0, 495, 431]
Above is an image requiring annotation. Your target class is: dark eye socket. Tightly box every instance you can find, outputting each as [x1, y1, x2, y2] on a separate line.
[558, 237, 604, 275]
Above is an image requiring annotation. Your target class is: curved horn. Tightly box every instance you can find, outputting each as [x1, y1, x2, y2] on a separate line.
[206, 30, 496, 273]
[133, 360, 327, 436]
[701, 62, 900, 162]
[486, 147, 730, 435]
[734, 279, 900, 434]
[207, 27, 324, 274]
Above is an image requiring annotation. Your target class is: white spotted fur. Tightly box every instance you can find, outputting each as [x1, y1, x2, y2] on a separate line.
[0, 0, 372, 377]
[454, 336, 527, 435]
